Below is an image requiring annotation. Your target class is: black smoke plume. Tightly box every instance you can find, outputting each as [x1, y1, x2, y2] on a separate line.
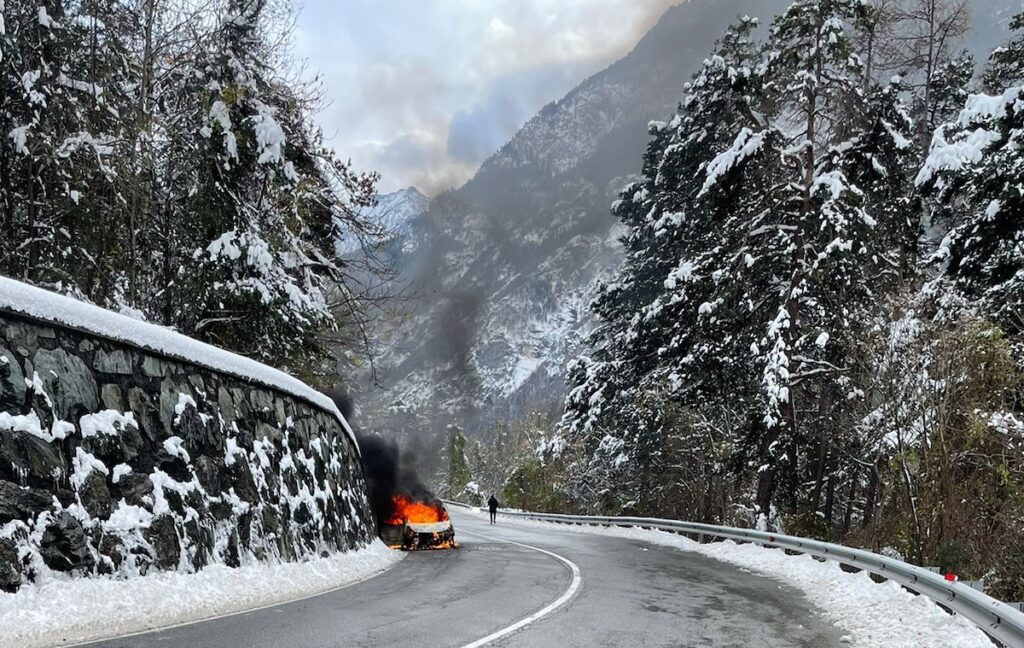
[357, 433, 442, 525]
[326, 387, 442, 525]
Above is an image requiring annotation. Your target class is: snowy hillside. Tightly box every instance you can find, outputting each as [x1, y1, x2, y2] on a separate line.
[356, 0, 1024, 444]
[355, 0, 793, 438]
[365, 187, 429, 233]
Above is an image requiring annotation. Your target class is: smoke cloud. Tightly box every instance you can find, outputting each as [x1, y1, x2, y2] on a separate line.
[357, 434, 442, 525]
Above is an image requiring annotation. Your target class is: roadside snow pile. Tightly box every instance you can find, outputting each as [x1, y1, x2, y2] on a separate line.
[0, 540, 402, 648]
[0, 277, 357, 449]
[498, 515, 994, 648]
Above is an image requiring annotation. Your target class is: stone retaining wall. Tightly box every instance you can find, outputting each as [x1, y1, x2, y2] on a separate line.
[0, 311, 375, 592]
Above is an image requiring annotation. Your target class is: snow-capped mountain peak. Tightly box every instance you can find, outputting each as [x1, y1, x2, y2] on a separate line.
[363, 187, 430, 235]
[338, 187, 430, 255]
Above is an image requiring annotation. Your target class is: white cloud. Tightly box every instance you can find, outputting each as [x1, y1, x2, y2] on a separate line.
[296, 0, 680, 194]
[488, 18, 515, 42]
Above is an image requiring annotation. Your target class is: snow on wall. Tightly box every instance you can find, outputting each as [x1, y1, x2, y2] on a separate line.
[0, 279, 376, 594]
[0, 277, 357, 451]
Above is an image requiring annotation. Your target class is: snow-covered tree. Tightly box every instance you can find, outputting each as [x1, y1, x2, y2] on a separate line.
[0, 0, 134, 297]
[918, 14, 1024, 332]
[563, 1, 919, 528]
[561, 17, 768, 514]
[872, 0, 971, 142]
[983, 12, 1024, 90]
[927, 51, 975, 131]
[0, 0, 383, 377]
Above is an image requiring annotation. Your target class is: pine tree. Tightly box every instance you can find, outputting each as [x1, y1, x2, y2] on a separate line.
[0, 0, 133, 297]
[59, 0, 137, 303]
[561, 17, 767, 514]
[563, 2, 918, 528]
[444, 425, 473, 499]
[984, 13, 1024, 90]
[874, 0, 971, 144]
[164, 0, 374, 373]
[928, 52, 975, 129]
[0, 0, 382, 376]
[918, 13, 1024, 332]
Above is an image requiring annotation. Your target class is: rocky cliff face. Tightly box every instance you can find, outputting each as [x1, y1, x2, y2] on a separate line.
[0, 312, 373, 592]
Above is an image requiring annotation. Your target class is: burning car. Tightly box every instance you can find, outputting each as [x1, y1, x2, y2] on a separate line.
[379, 495, 457, 550]
[356, 433, 458, 551]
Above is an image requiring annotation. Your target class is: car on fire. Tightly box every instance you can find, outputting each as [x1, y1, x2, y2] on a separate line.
[379, 496, 457, 550]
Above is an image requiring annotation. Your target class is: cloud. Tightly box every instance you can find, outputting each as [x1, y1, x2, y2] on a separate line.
[297, 0, 682, 195]
[446, 63, 582, 164]
[354, 131, 477, 196]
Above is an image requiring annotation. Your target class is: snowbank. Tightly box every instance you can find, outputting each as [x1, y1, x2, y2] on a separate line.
[1, 541, 402, 648]
[0, 277, 358, 452]
[496, 513, 994, 648]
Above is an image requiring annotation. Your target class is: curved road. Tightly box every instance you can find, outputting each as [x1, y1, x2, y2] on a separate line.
[87, 509, 843, 647]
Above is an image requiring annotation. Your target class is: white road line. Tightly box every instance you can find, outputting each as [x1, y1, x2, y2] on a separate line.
[457, 527, 583, 648]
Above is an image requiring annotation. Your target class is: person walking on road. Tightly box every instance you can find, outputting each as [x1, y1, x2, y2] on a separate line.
[488, 494, 499, 524]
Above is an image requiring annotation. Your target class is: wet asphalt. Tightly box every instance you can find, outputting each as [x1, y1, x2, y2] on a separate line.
[84, 509, 844, 647]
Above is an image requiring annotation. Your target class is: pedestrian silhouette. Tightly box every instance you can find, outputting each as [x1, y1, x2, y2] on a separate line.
[488, 494, 498, 524]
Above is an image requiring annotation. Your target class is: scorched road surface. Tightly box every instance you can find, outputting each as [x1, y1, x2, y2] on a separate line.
[86, 509, 844, 647]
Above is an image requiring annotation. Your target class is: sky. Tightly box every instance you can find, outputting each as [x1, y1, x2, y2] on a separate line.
[294, 0, 681, 196]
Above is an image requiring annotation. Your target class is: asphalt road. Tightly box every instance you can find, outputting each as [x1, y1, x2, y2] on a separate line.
[87, 509, 844, 647]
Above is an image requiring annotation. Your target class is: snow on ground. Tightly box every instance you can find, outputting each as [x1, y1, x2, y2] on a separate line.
[0, 277, 359, 451]
[491, 512, 995, 648]
[1, 541, 403, 648]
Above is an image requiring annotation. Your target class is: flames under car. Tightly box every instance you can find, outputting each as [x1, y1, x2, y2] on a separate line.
[380, 496, 457, 550]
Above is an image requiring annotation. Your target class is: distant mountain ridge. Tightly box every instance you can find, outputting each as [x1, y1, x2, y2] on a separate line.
[364, 187, 430, 237]
[339, 187, 430, 255]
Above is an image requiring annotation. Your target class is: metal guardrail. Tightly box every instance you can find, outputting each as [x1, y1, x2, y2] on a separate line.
[445, 502, 1024, 647]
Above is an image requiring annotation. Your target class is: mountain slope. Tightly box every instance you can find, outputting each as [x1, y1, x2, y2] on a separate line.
[356, 0, 1023, 443]
[356, 0, 793, 438]
[362, 187, 430, 240]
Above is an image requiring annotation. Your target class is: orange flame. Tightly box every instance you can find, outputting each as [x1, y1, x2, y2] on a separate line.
[385, 495, 450, 526]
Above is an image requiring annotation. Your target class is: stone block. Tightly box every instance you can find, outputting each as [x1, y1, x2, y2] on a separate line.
[117, 472, 154, 508]
[0, 345, 25, 409]
[93, 349, 133, 375]
[142, 355, 182, 378]
[0, 538, 20, 592]
[33, 347, 98, 419]
[177, 403, 222, 457]
[0, 430, 63, 488]
[158, 377, 194, 433]
[192, 455, 223, 495]
[40, 512, 94, 573]
[128, 387, 160, 442]
[217, 387, 236, 426]
[79, 472, 113, 520]
[100, 384, 124, 411]
[144, 516, 180, 570]
[250, 389, 274, 416]
[0, 479, 52, 523]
